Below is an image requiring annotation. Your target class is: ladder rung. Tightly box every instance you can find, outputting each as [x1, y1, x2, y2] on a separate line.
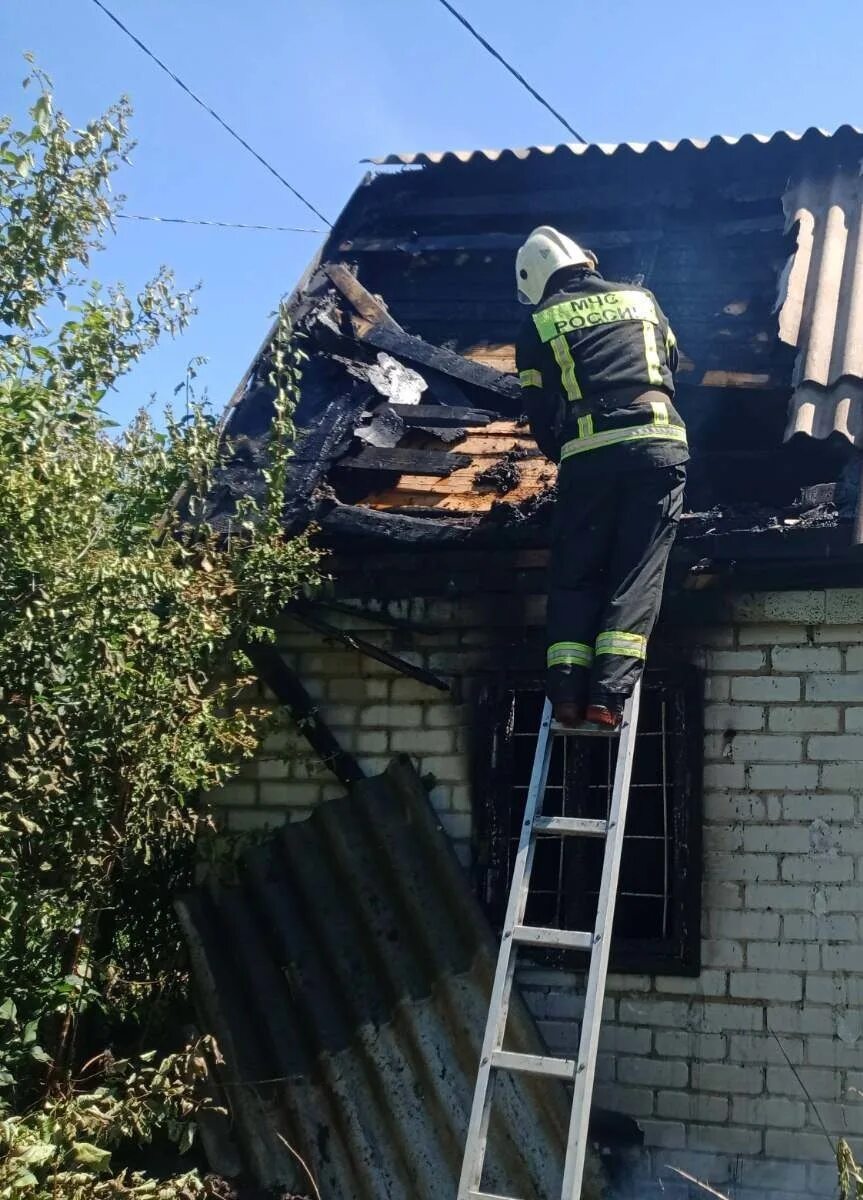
[512, 924, 593, 951]
[491, 1049, 576, 1081]
[550, 719, 620, 737]
[469, 1192, 521, 1200]
[533, 815, 607, 838]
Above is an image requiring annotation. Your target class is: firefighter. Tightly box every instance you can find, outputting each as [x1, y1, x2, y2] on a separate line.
[515, 226, 688, 730]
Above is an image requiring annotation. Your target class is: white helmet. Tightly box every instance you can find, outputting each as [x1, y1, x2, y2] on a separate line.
[515, 226, 595, 306]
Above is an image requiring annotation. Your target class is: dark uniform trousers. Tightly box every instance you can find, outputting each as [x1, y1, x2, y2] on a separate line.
[546, 461, 686, 708]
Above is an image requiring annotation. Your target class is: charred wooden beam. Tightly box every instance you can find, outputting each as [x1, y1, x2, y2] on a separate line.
[387, 403, 494, 427]
[324, 262, 403, 335]
[298, 598, 440, 635]
[337, 447, 472, 475]
[359, 323, 521, 407]
[290, 609, 450, 693]
[246, 642, 364, 786]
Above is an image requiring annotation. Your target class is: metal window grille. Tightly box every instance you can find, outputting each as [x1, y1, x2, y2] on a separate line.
[476, 668, 702, 975]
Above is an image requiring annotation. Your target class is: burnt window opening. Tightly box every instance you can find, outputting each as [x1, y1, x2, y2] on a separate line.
[475, 668, 703, 976]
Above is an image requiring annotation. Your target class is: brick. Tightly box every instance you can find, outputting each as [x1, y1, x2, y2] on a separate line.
[702, 939, 745, 967]
[846, 646, 863, 671]
[807, 673, 863, 702]
[327, 677, 388, 702]
[599, 1024, 652, 1054]
[844, 705, 863, 731]
[593, 1083, 654, 1118]
[390, 729, 454, 754]
[657, 1091, 729, 1123]
[730, 972, 802, 1002]
[213, 780, 257, 807]
[617, 999, 694, 1029]
[772, 646, 842, 672]
[354, 731, 388, 754]
[814, 623, 863, 643]
[417, 754, 468, 782]
[821, 944, 863, 971]
[359, 704, 422, 728]
[748, 764, 820, 790]
[825, 589, 863, 623]
[654, 1031, 726, 1059]
[710, 909, 780, 941]
[766, 1065, 840, 1099]
[781, 856, 853, 883]
[705, 853, 778, 882]
[704, 879, 744, 908]
[769, 705, 841, 732]
[706, 649, 767, 671]
[729, 1033, 804, 1065]
[692, 1062, 764, 1095]
[732, 1095, 806, 1129]
[782, 793, 854, 821]
[747, 942, 820, 971]
[738, 623, 813, 645]
[439, 811, 471, 842]
[704, 676, 730, 701]
[688, 1124, 762, 1155]
[228, 808, 287, 831]
[704, 825, 744, 852]
[742, 824, 812, 853]
[821, 762, 863, 789]
[785, 912, 857, 941]
[703, 703, 765, 731]
[730, 734, 805, 761]
[744, 883, 811, 911]
[823, 884, 863, 911]
[809, 733, 863, 760]
[638, 1119, 686, 1149]
[803, 1037, 863, 1069]
[654, 970, 727, 997]
[425, 703, 469, 728]
[732, 591, 826, 623]
[704, 791, 765, 821]
[764, 1128, 837, 1162]
[767, 1004, 836, 1036]
[731, 675, 801, 702]
[701, 762, 745, 789]
[740, 1158, 809, 1189]
[806, 973, 851, 1004]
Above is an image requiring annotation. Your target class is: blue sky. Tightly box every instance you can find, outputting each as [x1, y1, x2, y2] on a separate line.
[2, 0, 862, 425]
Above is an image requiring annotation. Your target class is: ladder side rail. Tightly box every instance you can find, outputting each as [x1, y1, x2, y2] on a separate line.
[560, 682, 642, 1199]
[458, 699, 555, 1199]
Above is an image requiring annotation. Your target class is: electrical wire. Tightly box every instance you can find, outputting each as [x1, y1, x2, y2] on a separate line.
[117, 213, 323, 234]
[434, 0, 588, 145]
[89, 0, 333, 227]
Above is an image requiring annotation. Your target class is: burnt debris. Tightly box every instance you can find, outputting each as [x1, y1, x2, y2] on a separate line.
[473, 444, 531, 495]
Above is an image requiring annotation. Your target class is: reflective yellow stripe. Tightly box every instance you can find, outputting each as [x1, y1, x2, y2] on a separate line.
[519, 369, 542, 389]
[650, 399, 669, 425]
[643, 320, 664, 386]
[666, 326, 677, 355]
[534, 290, 659, 343]
[595, 631, 647, 660]
[560, 423, 687, 460]
[547, 641, 594, 668]
[551, 335, 583, 401]
[577, 414, 594, 438]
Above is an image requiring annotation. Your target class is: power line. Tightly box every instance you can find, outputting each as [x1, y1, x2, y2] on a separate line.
[433, 0, 588, 145]
[117, 213, 324, 234]
[89, 0, 333, 227]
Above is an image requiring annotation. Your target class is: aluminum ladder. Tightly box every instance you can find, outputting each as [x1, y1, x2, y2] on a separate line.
[457, 682, 642, 1200]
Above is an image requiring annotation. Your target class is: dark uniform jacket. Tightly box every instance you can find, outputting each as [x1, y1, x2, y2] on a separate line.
[515, 267, 689, 475]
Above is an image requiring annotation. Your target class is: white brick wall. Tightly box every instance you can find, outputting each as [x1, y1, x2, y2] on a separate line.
[208, 587, 863, 1197]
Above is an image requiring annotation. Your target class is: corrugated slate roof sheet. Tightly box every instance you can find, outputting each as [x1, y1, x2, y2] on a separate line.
[178, 759, 601, 1199]
[368, 126, 862, 167]
[781, 170, 863, 445]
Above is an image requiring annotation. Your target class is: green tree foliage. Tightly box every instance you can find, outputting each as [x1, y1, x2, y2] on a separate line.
[0, 64, 318, 1196]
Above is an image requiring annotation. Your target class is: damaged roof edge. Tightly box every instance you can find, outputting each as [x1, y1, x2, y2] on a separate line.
[366, 125, 863, 167]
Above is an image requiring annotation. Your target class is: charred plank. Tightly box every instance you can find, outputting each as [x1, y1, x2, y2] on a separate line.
[246, 642, 364, 786]
[323, 262, 402, 334]
[338, 447, 472, 475]
[388, 403, 494, 427]
[290, 608, 450, 692]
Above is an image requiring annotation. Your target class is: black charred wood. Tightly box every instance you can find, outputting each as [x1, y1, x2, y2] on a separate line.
[289, 608, 450, 692]
[388, 403, 494, 427]
[337, 447, 472, 475]
[246, 642, 364, 786]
